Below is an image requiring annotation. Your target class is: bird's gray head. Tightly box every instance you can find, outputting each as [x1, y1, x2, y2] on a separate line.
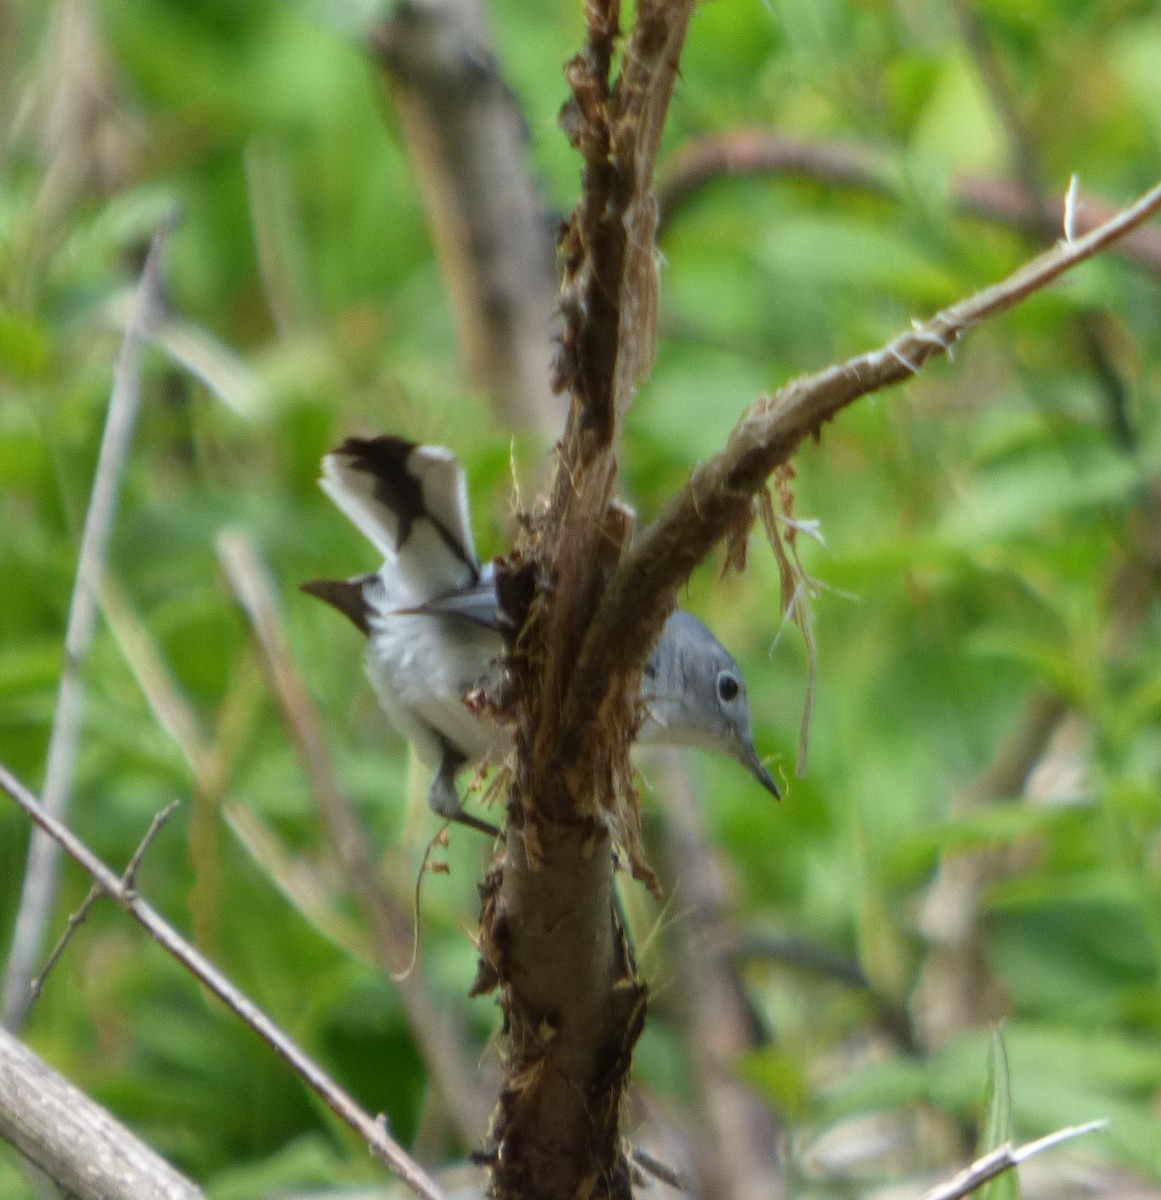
[641, 610, 780, 798]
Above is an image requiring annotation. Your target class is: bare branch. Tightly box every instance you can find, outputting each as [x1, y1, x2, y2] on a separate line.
[918, 1120, 1109, 1200]
[216, 531, 495, 1148]
[657, 132, 888, 226]
[0, 1024, 204, 1200]
[0, 763, 450, 1200]
[122, 798, 183, 891]
[28, 883, 102, 1004]
[560, 181, 1161, 772]
[3, 219, 171, 1031]
[30, 800, 181, 1003]
[654, 131, 1161, 280]
[370, 0, 560, 436]
[525, 0, 702, 836]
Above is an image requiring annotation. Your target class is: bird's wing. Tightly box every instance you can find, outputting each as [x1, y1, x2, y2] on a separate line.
[399, 578, 501, 630]
[320, 435, 479, 597]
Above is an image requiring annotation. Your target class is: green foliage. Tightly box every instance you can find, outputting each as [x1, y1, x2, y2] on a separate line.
[978, 1029, 1019, 1200]
[2, 0, 1160, 1195]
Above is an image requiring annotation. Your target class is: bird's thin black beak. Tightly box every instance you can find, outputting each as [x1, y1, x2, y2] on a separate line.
[740, 738, 781, 799]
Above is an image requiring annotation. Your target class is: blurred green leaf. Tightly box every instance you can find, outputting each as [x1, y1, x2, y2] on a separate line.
[978, 1028, 1019, 1200]
[205, 1133, 349, 1200]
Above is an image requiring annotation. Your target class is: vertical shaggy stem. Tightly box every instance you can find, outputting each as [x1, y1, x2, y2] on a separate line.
[476, 3, 697, 1197]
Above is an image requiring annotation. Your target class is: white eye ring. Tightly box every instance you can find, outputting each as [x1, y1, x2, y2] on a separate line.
[717, 671, 740, 703]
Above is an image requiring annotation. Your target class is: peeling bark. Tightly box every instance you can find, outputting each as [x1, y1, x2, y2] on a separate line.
[473, 2, 698, 1195]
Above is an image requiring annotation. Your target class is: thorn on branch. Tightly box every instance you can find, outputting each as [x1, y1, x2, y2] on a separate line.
[887, 342, 922, 375]
[1064, 174, 1080, 244]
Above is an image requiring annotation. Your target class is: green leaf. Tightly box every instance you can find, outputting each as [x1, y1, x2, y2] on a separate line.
[978, 1027, 1019, 1200]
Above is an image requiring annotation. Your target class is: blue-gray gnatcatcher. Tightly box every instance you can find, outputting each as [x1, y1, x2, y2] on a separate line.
[303, 436, 779, 834]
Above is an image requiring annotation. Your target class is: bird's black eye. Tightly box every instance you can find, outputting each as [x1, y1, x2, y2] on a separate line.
[717, 672, 740, 703]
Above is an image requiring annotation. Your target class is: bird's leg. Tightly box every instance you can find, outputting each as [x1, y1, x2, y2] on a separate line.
[427, 740, 500, 838]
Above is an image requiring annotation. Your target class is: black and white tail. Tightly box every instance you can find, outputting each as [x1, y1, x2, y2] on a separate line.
[319, 436, 480, 599]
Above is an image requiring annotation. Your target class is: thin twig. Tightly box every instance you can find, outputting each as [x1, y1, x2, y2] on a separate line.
[122, 799, 183, 893]
[0, 762, 450, 1200]
[28, 885, 100, 1005]
[29, 800, 182, 1003]
[918, 1119, 1109, 1200]
[559, 180, 1161, 770]
[102, 293, 266, 422]
[731, 931, 870, 991]
[630, 1143, 691, 1193]
[3, 219, 173, 1032]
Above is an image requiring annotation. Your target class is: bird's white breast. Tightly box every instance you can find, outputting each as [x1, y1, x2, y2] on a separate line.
[365, 572, 507, 769]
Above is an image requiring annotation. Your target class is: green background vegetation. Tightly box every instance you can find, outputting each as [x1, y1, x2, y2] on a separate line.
[2, 0, 1160, 1194]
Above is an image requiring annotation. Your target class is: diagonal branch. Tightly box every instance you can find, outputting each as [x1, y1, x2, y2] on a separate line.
[0, 1023, 205, 1200]
[30, 800, 182, 1004]
[918, 1119, 1108, 1200]
[0, 763, 449, 1200]
[654, 131, 1161, 280]
[558, 180, 1161, 767]
[3, 220, 170, 1031]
